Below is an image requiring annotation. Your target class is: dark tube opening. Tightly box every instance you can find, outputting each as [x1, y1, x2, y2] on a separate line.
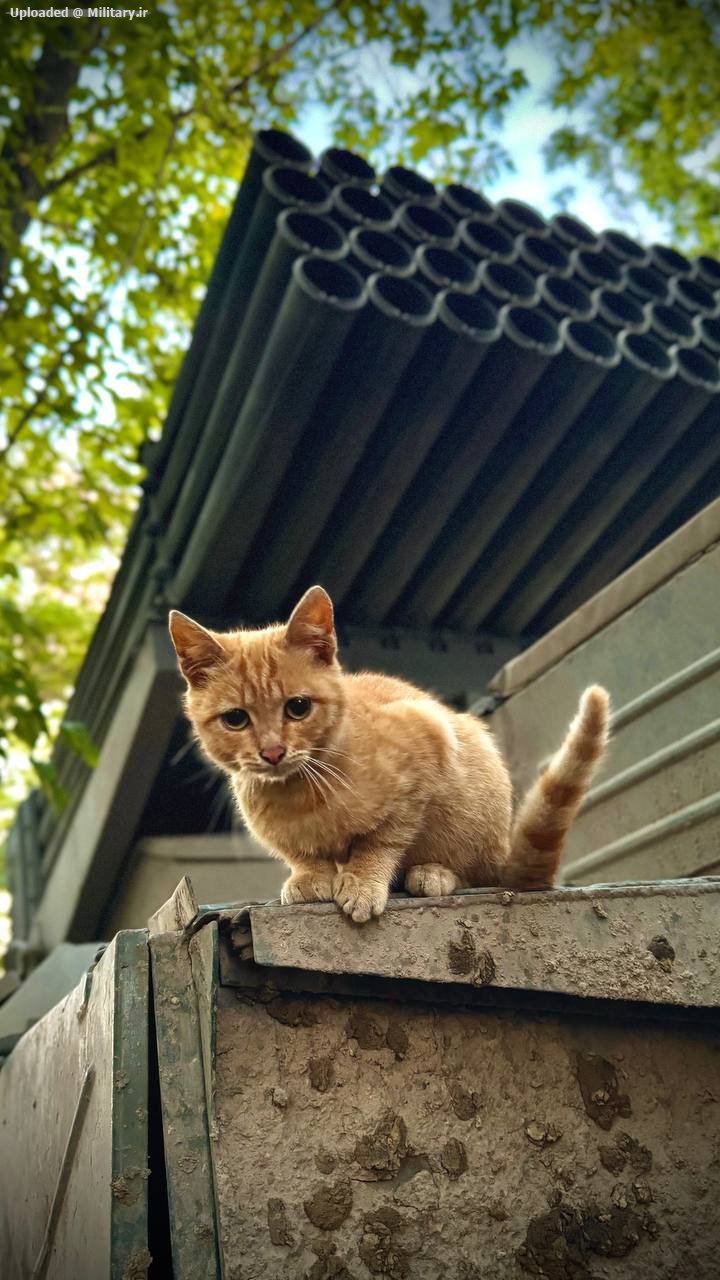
[551, 213, 598, 247]
[398, 203, 455, 239]
[601, 229, 647, 263]
[460, 218, 515, 258]
[542, 274, 593, 314]
[674, 276, 717, 314]
[351, 227, 413, 270]
[371, 273, 435, 320]
[255, 128, 313, 167]
[297, 255, 365, 303]
[697, 315, 720, 350]
[382, 165, 436, 201]
[264, 166, 328, 204]
[484, 260, 536, 300]
[624, 264, 668, 301]
[649, 243, 691, 276]
[420, 245, 475, 286]
[594, 287, 644, 326]
[564, 319, 618, 364]
[647, 302, 694, 340]
[443, 184, 494, 219]
[320, 147, 375, 183]
[503, 305, 561, 351]
[496, 198, 547, 232]
[335, 185, 393, 223]
[282, 209, 345, 254]
[677, 345, 720, 386]
[694, 255, 720, 287]
[573, 248, 622, 286]
[520, 234, 570, 272]
[443, 290, 499, 335]
[621, 331, 674, 374]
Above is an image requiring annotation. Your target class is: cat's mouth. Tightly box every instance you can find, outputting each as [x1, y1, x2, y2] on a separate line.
[242, 759, 300, 782]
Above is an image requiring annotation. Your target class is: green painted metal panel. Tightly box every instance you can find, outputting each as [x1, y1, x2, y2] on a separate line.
[487, 528, 720, 883]
[0, 930, 150, 1279]
[149, 927, 222, 1279]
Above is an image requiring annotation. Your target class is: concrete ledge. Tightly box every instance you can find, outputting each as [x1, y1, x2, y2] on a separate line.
[215, 879, 720, 1010]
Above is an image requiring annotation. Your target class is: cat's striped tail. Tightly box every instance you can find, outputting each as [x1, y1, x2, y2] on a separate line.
[503, 686, 610, 890]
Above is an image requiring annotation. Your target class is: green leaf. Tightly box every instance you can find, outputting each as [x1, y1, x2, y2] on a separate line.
[59, 720, 100, 768]
[31, 758, 68, 812]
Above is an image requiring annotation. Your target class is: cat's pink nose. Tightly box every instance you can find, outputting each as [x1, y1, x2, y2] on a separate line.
[260, 745, 286, 766]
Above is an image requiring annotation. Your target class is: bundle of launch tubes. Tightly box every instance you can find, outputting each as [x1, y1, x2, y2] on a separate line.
[35, 126, 720, 858]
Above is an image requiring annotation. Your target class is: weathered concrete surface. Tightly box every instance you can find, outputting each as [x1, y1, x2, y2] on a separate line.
[107, 832, 284, 935]
[211, 984, 720, 1279]
[231, 881, 720, 1008]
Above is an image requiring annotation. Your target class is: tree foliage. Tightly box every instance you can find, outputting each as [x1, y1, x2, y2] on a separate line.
[531, 0, 720, 253]
[0, 0, 717, 836]
[0, 0, 526, 825]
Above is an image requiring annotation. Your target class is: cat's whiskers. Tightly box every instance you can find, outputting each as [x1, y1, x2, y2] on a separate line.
[301, 759, 348, 813]
[312, 745, 356, 765]
[298, 758, 331, 803]
[309, 755, 362, 800]
[300, 755, 356, 815]
[313, 759, 353, 787]
[309, 747, 355, 776]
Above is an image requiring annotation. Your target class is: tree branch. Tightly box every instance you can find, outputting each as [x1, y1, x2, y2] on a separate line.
[0, 349, 67, 466]
[223, 0, 347, 101]
[1, 123, 179, 468]
[40, 143, 118, 198]
[1, 0, 349, 459]
[0, 14, 104, 300]
[38, 0, 348, 200]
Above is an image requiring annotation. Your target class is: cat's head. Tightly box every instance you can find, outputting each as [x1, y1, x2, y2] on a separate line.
[168, 586, 345, 783]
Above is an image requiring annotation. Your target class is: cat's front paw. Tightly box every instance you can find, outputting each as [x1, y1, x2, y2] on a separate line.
[281, 870, 335, 905]
[405, 863, 460, 897]
[332, 872, 388, 924]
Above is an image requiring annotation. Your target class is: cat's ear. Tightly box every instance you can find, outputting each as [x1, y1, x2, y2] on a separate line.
[168, 610, 225, 687]
[285, 586, 337, 664]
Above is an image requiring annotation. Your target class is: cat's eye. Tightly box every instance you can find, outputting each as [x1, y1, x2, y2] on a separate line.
[220, 708, 250, 730]
[285, 696, 312, 720]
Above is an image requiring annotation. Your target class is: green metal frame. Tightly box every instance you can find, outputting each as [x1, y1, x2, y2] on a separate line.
[149, 879, 223, 1279]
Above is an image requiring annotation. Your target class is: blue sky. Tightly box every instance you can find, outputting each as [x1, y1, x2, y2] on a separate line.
[299, 33, 672, 247]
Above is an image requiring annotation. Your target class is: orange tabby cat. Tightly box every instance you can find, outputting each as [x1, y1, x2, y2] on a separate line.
[169, 586, 609, 922]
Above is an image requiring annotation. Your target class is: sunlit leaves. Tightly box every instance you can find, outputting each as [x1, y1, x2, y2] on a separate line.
[0, 0, 531, 835]
[521, 0, 720, 253]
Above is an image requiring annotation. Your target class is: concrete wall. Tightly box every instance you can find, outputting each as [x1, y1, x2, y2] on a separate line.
[105, 833, 283, 933]
[211, 981, 720, 1278]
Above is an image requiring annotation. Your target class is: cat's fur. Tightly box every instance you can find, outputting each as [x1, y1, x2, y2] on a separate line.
[169, 586, 609, 922]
